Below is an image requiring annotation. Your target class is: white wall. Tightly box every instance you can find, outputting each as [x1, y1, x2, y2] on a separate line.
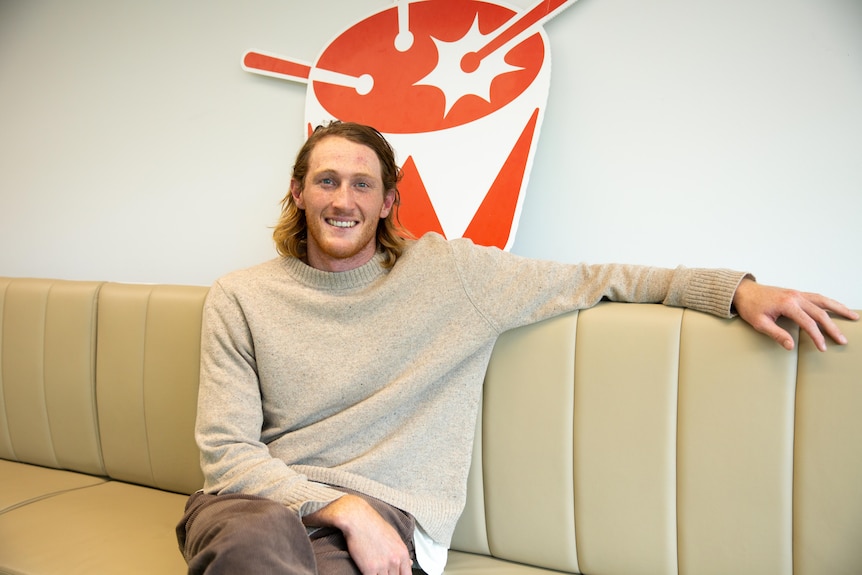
[1, 0, 860, 307]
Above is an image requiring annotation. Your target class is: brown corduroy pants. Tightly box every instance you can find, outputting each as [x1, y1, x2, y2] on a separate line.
[176, 488, 421, 574]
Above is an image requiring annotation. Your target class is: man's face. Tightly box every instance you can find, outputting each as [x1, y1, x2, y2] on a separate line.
[292, 136, 395, 272]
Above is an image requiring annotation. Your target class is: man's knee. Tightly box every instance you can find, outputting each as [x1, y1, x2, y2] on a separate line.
[178, 493, 315, 574]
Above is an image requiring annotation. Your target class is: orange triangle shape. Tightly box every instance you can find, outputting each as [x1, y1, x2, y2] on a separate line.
[398, 155, 445, 238]
[463, 108, 540, 249]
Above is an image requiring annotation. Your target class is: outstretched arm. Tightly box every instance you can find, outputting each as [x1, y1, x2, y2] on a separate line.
[732, 278, 859, 351]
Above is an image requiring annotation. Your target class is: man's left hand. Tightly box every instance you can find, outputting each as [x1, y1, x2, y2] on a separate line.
[732, 278, 859, 352]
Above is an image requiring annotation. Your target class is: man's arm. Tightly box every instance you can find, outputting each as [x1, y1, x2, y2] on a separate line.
[732, 278, 859, 351]
[303, 495, 413, 575]
[197, 281, 345, 512]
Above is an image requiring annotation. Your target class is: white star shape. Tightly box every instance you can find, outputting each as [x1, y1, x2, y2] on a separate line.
[414, 14, 524, 117]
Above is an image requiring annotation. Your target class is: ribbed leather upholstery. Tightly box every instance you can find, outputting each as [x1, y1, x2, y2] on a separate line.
[794, 323, 862, 575]
[572, 304, 682, 574]
[1, 277, 860, 575]
[449, 303, 862, 575]
[0, 278, 104, 475]
[676, 311, 797, 574]
[0, 279, 207, 575]
[96, 282, 207, 494]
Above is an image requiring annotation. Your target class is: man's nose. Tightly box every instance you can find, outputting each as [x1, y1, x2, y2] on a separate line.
[331, 183, 355, 208]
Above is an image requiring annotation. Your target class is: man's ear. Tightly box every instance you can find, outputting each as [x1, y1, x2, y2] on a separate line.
[290, 179, 304, 209]
[380, 189, 396, 218]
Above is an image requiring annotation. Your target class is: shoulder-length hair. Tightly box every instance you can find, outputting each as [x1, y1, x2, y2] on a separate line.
[272, 121, 411, 268]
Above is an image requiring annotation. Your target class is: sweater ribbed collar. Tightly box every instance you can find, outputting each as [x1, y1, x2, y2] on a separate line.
[280, 252, 388, 291]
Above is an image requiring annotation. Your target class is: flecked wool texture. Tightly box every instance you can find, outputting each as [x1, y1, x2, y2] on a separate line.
[196, 233, 748, 546]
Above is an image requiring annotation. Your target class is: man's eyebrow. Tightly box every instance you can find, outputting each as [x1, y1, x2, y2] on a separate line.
[311, 168, 337, 178]
[312, 168, 378, 181]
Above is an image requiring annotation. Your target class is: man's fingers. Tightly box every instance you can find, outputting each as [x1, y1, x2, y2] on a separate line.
[803, 292, 860, 321]
[777, 295, 851, 352]
[748, 313, 796, 350]
[770, 323, 796, 351]
[804, 293, 858, 346]
[788, 299, 830, 351]
[799, 297, 849, 349]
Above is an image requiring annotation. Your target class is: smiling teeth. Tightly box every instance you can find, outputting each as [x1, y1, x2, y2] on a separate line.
[327, 219, 356, 228]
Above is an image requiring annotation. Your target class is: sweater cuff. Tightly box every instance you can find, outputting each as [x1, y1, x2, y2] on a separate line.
[291, 481, 346, 517]
[664, 267, 753, 318]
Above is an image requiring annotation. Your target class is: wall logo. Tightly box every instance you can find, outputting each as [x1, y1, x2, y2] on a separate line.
[243, 0, 576, 250]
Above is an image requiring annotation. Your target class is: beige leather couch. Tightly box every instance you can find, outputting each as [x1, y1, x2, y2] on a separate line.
[1, 276, 860, 575]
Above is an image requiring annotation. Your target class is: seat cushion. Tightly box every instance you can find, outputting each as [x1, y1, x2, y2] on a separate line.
[445, 551, 573, 574]
[0, 460, 106, 513]
[0, 480, 189, 575]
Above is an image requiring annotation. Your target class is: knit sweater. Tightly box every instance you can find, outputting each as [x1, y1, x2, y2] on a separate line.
[196, 232, 747, 546]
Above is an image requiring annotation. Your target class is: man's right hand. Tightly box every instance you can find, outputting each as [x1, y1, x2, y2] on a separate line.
[303, 494, 413, 575]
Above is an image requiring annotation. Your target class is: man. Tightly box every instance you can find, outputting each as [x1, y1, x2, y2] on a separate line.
[177, 122, 857, 575]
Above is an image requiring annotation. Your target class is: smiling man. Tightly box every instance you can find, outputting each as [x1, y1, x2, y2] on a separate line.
[176, 121, 857, 575]
[289, 134, 396, 272]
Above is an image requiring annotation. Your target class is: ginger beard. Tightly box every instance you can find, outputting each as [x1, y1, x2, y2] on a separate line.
[292, 136, 396, 272]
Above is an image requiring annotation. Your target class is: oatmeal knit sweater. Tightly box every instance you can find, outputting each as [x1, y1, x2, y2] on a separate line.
[196, 233, 747, 547]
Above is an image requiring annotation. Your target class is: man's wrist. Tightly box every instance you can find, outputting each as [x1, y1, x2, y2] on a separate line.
[302, 493, 366, 533]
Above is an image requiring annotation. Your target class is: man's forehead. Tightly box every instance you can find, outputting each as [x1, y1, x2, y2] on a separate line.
[309, 136, 382, 178]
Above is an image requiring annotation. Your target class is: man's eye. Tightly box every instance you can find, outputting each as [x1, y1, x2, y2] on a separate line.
[320, 178, 335, 186]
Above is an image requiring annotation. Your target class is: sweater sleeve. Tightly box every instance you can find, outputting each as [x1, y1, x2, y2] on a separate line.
[447, 239, 750, 334]
[195, 280, 344, 516]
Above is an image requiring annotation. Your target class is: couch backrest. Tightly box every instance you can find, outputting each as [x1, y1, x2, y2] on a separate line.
[95, 282, 207, 494]
[0, 278, 105, 475]
[451, 302, 862, 575]
[1, 277, 860, 575]
[0, 278, 206, 495]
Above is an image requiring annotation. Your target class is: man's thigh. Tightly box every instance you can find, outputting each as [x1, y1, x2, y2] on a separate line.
[178, 491, 317, 574]
[177, 489, 420, 574]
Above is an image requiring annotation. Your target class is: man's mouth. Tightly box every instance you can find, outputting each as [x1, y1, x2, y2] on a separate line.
[326, 218, 357, 228]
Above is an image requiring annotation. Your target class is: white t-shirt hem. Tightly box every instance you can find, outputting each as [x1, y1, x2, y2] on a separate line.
[413, 524, 448, 575]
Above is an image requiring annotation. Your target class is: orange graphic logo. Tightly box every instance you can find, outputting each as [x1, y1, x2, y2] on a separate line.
[243, 0, 576, 250]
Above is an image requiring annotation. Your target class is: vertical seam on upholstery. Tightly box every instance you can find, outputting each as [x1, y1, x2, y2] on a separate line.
[571, 309, 582, 574]
[479, 394, 491, 556]
[789, 344, 800, 574]
[142, 286, 157, 487]
[43, 281, 60, 468]
[91, 282, 106, 473]
[675, 308, 685, 575]
[0, 280, 17, 461]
